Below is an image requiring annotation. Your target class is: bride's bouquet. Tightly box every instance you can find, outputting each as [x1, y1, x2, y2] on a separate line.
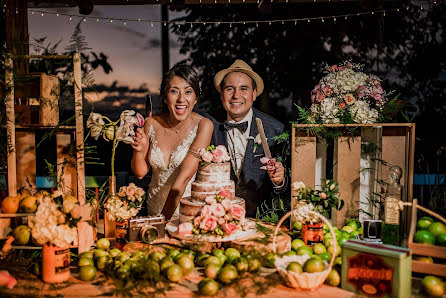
[104, 183, 146, 222]
[307, 62, 393, 124]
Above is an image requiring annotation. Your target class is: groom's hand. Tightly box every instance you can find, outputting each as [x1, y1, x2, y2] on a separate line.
[267, 161, 284, 187]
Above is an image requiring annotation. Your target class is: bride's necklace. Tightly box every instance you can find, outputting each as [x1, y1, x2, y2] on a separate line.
[166, 116, 190, 134]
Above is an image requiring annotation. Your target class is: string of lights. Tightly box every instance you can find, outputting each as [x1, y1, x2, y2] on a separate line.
[2, 3, 435, 28]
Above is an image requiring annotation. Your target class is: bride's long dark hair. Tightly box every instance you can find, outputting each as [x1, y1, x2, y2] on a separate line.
[155, 64, 201, 115]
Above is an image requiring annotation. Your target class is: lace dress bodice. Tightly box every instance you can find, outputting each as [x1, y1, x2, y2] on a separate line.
[146, 124, 198, 216]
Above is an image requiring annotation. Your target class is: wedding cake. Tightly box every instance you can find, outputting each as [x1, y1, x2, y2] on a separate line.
[177, 145, 246, 237]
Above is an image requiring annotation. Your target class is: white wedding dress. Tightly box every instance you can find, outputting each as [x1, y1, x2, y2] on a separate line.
[146, 124, 198, 216]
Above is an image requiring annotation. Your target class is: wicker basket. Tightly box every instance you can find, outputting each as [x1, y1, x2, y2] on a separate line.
[273, 210, 337, 290]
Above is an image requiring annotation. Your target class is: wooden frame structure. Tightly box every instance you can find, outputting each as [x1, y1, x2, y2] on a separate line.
[3, 53, 93, 253]
[291, 123, 415, 232]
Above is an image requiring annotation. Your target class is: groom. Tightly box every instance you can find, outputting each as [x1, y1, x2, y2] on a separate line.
[211, 59, 286, 217]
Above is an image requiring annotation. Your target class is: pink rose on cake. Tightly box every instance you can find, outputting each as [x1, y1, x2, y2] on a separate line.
[178, 222, 193, 235]
[196, 145, 231, 163]
[200, 216, 218, 231]
[218, 189, 232, 200]
[222, 223, 237, 235]
[201, 151, 213, 163]
[194, 216, 203, 227]
[231, 205, 246, 221]
[221, 198, 232, 211]
[201, 205, 211, 217]
[211, 203, 226, 218]
[205, 195, 217, 205]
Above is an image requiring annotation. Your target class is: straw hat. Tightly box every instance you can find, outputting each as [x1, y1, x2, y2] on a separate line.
[214, 59, 264, 96]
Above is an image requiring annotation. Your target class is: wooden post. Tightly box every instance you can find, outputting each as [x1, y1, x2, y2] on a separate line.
[15, 131, 36, 189]
[56, 133, 76, 194]
[5, 55, 17, 197]
[315, 138, 327, 190]
[73, 53, 93, 253]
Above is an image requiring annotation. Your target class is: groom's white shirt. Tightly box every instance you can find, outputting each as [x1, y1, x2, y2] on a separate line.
[226, 108, 253, 178]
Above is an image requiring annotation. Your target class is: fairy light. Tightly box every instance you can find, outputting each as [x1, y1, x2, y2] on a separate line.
[124, 21, 127, 25]
[41, 13, 44, 16]
[56, 13, 59, 16]
[110, 19, 113, 23]
[83, 17, 86, 22]
[269, 21, 272, 25]
[333, 17, 336, 22]
[69, 17, 72, 21]
[96, 18, 99, 22]
[256, 22, 259, 27]
[138, 18, 141, 21]
[321, 18, 325, 23]
[31, 11, 34, 15]
[294, 19, 297, 25]
[230, 23, 232, 28]
[307, 19, 310, 23]
[151, 22, 154, 27]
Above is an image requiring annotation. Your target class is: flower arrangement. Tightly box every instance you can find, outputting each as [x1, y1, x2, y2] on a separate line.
[177, 189, 246, 236]
[87, 110, 144, 176]
[307, 62, 393, 124]
[28, 191, 81, 248]
[104, 183, 146, 222]
[292, 179, 344, 220]
[196, 145, 231, 163]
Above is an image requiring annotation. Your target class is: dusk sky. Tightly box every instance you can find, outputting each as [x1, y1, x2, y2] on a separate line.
[28, 5, 186, 104]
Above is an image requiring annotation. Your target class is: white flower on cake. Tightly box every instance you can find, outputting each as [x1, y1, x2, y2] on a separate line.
[177, 189, 246, 237]
[104, 183, 146, 222]
[28, 194, 80, 248]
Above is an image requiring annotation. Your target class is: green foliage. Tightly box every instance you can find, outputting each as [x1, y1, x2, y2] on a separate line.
[256, 197, 288, 224]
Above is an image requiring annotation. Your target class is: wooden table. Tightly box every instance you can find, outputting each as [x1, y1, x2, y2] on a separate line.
[0, 268, 355, 297]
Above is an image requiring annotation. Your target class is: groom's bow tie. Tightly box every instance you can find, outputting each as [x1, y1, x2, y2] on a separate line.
[224, 121, 248, 133]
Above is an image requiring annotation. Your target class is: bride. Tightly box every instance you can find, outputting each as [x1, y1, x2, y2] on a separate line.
[131, 65, 213, 220]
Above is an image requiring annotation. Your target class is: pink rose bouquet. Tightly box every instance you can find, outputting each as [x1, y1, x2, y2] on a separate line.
[104, 183, 146, 222]
[196, 145, 230, 164]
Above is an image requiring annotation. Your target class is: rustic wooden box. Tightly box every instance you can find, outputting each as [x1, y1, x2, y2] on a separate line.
[291, 124, 415, 231]
[408, 199, 446, 277]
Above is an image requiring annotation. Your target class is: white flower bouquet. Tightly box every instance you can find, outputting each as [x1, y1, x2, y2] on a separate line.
[307, 62, 394, 124]
[104, 183, 146, 222]
[28, 192, 81, 248]
[177, 189, 246, 236]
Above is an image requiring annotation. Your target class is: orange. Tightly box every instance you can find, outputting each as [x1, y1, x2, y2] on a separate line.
[1, 196, 20, 213]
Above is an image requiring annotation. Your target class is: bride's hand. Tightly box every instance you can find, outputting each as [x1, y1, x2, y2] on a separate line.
[131, 127, 149, 152]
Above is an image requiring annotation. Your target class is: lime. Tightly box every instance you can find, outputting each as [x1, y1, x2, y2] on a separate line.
[319, 252, 332, 262]
[310, 255, 322, 260]
[78, 265, 97, 281]
[313, 243, 327, 255]
[325, 269, 341, 287]
[284, 250, 297, 256]
[109, 248, 122, 258]
[422, 275, 445, 297]
[341, 231, 351, 239]
[199, 278, 219, 296]
[233, 257, 249, 273]
[123, 258, 138, 271]
[131, 251, 145, 260]
[436, 233, 446, 246]
[149, 251, 166, 262]
[332, 226, 340, 232]
[166, 264, 183, 283]
[216, 254, 227, 266]
[264, 253, 277, 268]
[78, 257, 94, 267]
[327, 245, 341, 257]
[414, 255, 434, 263]
[79, 251, 94, 259]
[218, 265, 238, 284]
[294, 221, 302, 231]
[95, 255, 112, 271]
[286, 262, 303, 273]
[341, 226, 354, 233]
[93, 249, 108, 259]
[334, 256, 342, 266]
[414, 230, 435, 245]
[297, 246, 313, 256]
[291, 239, 306, 252]
[420, 216, 434, 222]
[338, 236, 349, 246]
[323, 223, 330, 232]
[177, 255, 195, 275]
[173, 252, 185, 263]
[357, 227, 363, 234]
[247, 258, 261, 273]
[324, 232, 333, 240]
[96, 238, 110, 250]
[350, 231, 361, 238]
[303, 258, 325, 273]
[167, 249, 181, 260]
[225, 248, 241, 262]
[346, 219, 360, 231]
[417, 218, 433, 230]
[117, 264, 131, 280]
[117, 252, 131, 264]
[195, 254, 210, 267]
[205, 263, 221, 279]
[205, 256, 222, 267]
[213, 249, 225, 256]
[144, 260, 160, 281]
[160, 257, 175, 273]
[324, 238, 337, 248]
[182, 249, 196, 260]
[428, 222, 446, 237]
[334, 230, 342, 239]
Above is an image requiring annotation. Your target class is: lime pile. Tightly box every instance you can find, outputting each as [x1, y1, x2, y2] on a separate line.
[414, 216, 446, 246]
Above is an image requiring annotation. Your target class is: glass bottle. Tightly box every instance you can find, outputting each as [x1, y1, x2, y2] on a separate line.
[382, 166, 403, 245]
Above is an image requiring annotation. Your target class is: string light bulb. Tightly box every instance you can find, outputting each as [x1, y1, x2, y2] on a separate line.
[56, 13, 59, 16]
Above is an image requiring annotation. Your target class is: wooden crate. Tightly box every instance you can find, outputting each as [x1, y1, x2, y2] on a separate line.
[408, 199, 446, 277]
[4, 54, 93, 253]
[291, 123, 415, 230]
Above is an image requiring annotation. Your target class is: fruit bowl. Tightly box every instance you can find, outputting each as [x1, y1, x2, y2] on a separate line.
[272, 210, 336, 290]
